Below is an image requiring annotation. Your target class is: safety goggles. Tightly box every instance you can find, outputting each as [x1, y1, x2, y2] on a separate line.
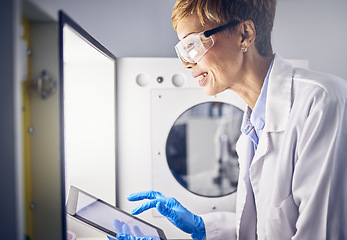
[175, 20, 240, 63]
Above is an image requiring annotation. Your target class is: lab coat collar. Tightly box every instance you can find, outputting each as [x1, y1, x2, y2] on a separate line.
[264, 54, 294, 133]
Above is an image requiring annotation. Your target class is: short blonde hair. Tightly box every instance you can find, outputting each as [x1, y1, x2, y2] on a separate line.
[172, 0, 277, 56]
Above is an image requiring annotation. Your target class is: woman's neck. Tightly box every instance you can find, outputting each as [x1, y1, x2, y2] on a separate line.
[233, 52, 273, 110]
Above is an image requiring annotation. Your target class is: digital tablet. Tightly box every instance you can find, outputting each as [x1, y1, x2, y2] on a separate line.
[66, 186, 167, 239]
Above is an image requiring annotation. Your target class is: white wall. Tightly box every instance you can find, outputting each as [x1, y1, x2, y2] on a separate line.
[273, 0, 347, 79]
[27, 0, 178, 58]
[27, 0, 347, 79]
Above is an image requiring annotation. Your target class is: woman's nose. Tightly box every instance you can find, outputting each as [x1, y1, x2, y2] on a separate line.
[182, 60, 196, 69]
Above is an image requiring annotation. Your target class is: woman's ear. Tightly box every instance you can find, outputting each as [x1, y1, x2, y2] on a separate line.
[240, 20, 256, 49]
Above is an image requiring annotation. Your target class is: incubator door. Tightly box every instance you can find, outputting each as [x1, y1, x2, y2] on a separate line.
[151, 86, 246, 218]
[59, 11, 117, 238]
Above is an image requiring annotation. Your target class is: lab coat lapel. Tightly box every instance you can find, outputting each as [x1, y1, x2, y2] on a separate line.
[249, 130, 269, 200]
[235, 134, 255, 237]
[265, 54, 293, 133]
[250, 131, 269, 167]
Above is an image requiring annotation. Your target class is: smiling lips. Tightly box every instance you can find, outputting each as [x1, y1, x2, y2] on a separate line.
[195, 72, 208, 86]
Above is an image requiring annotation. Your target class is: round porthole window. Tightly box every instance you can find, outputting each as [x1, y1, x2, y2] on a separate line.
[165, 102, 244, 197]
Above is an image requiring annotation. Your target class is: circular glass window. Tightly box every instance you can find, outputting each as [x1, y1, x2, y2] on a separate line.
[166, 102, 243, 197]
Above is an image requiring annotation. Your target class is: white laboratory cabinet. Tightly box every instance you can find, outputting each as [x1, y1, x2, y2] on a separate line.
[116, 57, 246, 240]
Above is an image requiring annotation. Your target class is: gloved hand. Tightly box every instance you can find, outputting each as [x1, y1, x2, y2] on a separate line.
[107, 234, 157, 240]
[113, 219, 133, 236]
[110, 219, 160, 240]
[110, 219, 158, 240]
[128, 191, 206, 240]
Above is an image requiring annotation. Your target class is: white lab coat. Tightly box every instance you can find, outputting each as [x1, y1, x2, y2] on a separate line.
[201, 54, 347, 239]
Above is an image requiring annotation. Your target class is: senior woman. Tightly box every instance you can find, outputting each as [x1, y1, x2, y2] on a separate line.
[114, 0, 347, 239]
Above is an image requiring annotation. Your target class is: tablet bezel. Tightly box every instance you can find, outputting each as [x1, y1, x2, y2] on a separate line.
[66, 186, 167, 240]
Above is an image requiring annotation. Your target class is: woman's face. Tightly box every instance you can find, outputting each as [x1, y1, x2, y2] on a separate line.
[176, 14, 245, 96]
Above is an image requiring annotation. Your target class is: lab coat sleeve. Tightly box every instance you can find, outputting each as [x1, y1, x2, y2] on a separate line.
[292, 95, 347, 239]
[200, 212, 237, 240]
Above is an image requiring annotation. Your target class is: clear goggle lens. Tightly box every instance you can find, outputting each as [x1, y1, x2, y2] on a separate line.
[175, 32, 214, 63]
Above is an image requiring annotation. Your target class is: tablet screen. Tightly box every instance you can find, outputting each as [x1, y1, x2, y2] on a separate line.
[66, 186, 166, 239]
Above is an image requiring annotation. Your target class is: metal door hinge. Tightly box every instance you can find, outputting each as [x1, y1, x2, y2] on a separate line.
[32, 70, 57, 99]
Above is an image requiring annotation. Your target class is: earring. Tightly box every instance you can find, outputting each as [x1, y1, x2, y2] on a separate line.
[241, 47, 248, 53]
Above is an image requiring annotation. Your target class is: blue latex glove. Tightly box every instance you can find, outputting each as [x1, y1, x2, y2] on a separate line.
[113, 219, 133, 235]
[128, 191, 206, 240]
[110, 219, 159, 240]
[107, 234, 157, 240]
